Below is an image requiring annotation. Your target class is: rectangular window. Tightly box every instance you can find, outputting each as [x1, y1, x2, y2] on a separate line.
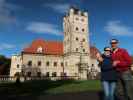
[38, 61, 41, 66]
[76, 37, 78, 41]
[64, 73, 67, 76]
[28, 61, 32, 66]
[52, 72, 57, 77]
[17, 64, 19, 68]
[37, 72, 41, 77]
[27, 72, 31, 77]
[82, 38, 85, 42]
[76, 48, 78, 52]
[46, 61, 49, 66]
[61, 62, 64, 67]
[46, 72, 49, 77]
[83, 49, 85, 52]
[54, 62, 57, 67]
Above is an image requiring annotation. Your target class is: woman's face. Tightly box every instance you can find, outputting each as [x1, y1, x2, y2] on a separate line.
[104, 50, 111, 56]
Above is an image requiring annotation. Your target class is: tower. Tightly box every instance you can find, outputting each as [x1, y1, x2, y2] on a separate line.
[63, 7, 91, 79]
[10, 55, 22, 76]
[63, 7, 90, 56]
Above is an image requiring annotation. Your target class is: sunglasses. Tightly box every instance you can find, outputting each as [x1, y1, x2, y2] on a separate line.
[111, 42, 118, 44]
[104, 50, 111, 51]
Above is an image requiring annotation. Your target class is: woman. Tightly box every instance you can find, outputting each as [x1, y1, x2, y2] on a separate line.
[96, 47, 118, 100]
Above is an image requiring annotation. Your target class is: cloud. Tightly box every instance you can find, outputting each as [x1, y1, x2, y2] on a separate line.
[0, 43, 15, 50]
[104, 20, 133, 36]
[26, 22, 62, 35]
[44, 3, 70, 14]
[0, 0, 18, 24]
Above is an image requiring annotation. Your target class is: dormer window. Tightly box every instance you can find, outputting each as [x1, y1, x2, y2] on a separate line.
[37, 46, 43, 53]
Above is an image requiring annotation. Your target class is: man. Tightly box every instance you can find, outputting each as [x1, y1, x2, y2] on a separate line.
[110, 39, 133, 100]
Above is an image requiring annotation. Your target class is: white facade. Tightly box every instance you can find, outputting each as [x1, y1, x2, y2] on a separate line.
[10, 8, 100, 80]
[10, 55, 22, 76]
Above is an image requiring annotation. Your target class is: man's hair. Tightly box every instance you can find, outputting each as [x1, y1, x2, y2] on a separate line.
[110, 39, 119, 44]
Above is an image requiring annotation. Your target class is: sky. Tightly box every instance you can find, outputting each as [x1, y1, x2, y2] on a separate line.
[0, 0, 133, 57]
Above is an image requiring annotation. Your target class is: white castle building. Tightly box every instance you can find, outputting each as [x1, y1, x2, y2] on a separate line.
[10, 7, 100, 80]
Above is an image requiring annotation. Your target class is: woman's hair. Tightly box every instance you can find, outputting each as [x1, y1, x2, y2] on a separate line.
[104, 47, 111, 51]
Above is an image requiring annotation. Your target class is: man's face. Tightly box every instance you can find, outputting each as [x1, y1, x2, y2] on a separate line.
[111, 42, 118, 49]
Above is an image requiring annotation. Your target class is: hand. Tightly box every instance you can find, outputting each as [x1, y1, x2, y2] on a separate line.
[96, 53, 101, 58]
[130, 67, 133, 75]
[96, 53, 103, 62]
[113, 61, 120, 67]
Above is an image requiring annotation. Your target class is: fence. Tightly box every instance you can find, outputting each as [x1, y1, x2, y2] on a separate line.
[0, 74, 100, 83]
[0, 76, 80, 83]
[0, 76, 16, 83]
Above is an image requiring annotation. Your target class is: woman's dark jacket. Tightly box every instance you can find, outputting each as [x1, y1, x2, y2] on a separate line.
[100, 54, 118, 81]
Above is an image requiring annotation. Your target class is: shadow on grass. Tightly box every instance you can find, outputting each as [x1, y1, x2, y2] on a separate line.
[0, 80, 105, 100]
[0, 80, 80, 97]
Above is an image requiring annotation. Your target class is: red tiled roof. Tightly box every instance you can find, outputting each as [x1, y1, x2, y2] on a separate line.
[90, 46, 100, 59]
[23, 39, 63, 55]
[23, 39, 100, 58]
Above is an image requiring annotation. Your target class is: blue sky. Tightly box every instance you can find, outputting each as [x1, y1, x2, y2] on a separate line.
[0, 0, 133, 57]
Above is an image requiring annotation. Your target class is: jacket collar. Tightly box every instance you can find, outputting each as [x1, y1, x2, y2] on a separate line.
[112, 48, 119, 53]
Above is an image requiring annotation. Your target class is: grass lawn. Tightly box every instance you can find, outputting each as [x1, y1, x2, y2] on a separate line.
[0, 80, 102, 96]
[46, 80, 102, 94]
